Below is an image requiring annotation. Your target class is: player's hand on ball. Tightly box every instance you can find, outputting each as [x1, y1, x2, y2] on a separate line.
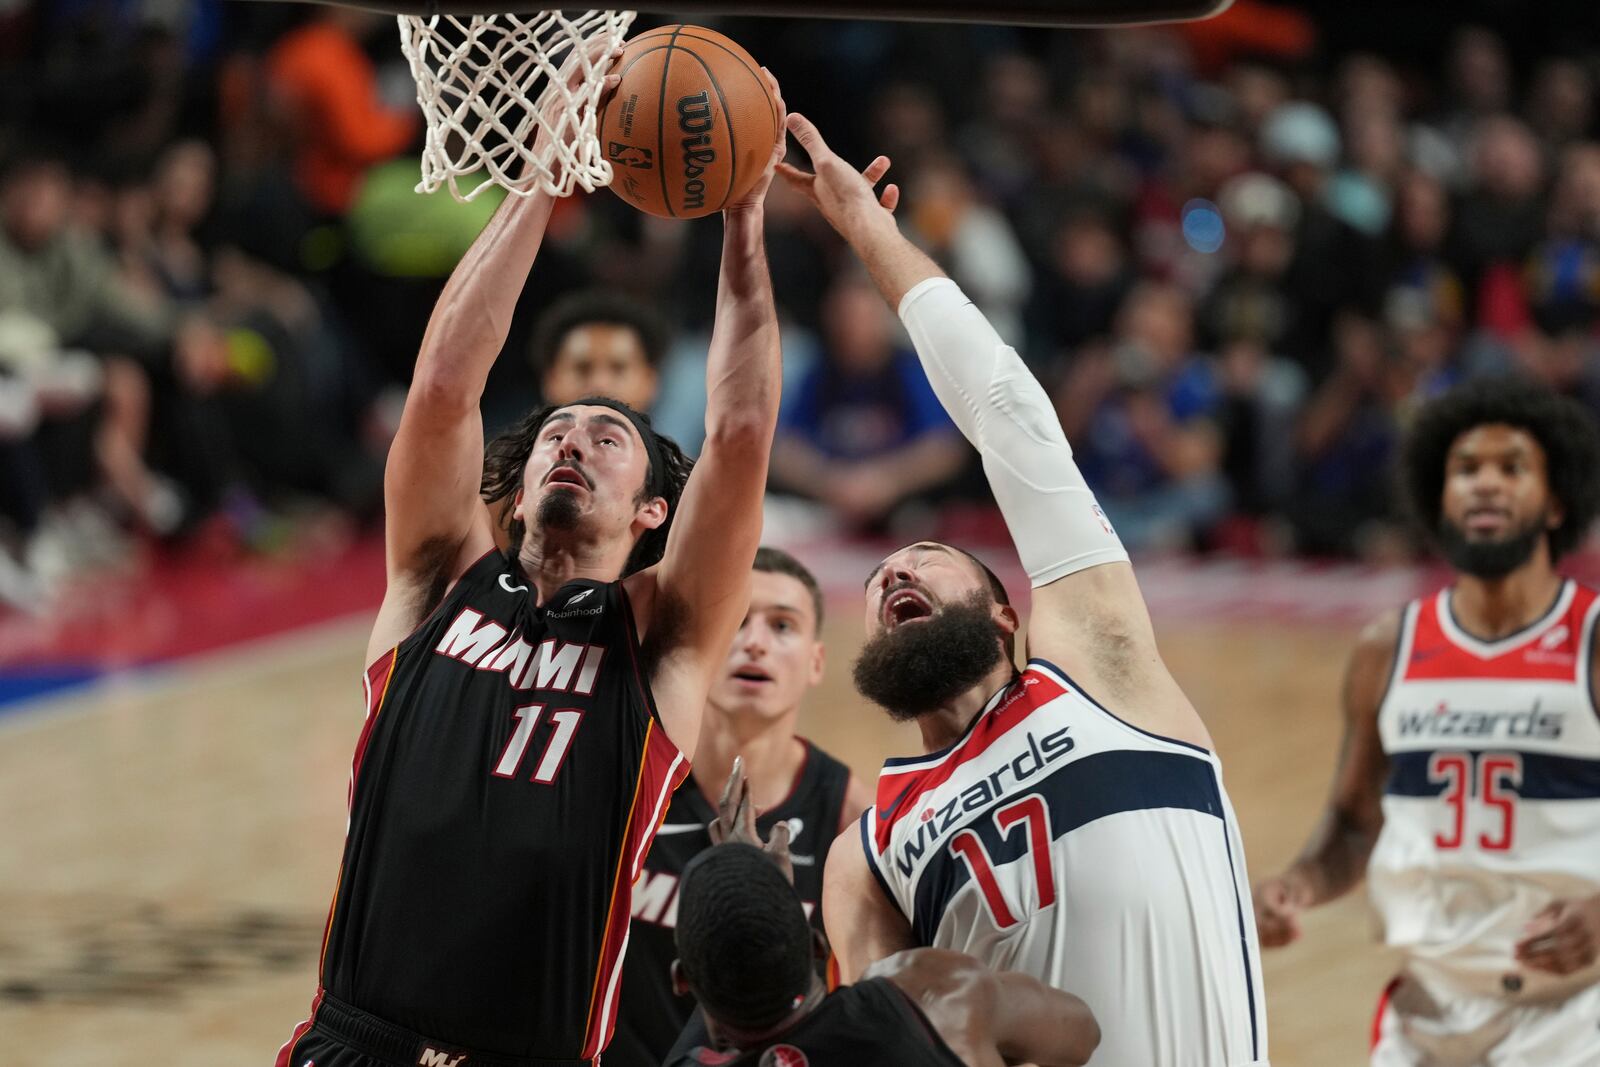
[777, 113, 900, 234]
[709, 755, 795, 884]
[1514, 895, 1600, 975]
[1253, 874, 1310, 948]
[724, 68, 787, 215]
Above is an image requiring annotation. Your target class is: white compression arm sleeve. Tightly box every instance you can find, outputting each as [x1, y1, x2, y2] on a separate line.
[898, 276, 1129, 587]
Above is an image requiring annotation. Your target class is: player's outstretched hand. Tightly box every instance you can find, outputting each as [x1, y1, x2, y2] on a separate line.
[777, 113, 900, 238]
[708, 755, 795, 884]
[1252, 874, 1310, 949]
[1514, 896, 1600, 975]
[724, 68, 787, 215]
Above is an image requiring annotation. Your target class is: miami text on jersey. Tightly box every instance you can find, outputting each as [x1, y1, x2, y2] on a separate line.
[433, 607, 606, 694]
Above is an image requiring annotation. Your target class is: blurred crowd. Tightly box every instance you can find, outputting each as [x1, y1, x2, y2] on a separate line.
[3, 0, 1600, 611]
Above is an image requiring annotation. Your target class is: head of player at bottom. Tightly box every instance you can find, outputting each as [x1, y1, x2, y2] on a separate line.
[854, 542, 1020, 722]
[1400, 376, 1600, 583]
[669, 842, 1099, 1066]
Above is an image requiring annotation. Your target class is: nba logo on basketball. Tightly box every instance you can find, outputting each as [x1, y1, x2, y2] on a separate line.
[758, 1046, 808, 1067]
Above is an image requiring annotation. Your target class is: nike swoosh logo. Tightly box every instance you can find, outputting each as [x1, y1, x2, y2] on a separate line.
[878, 781, 916, 824]
[654, 823, 707, 836]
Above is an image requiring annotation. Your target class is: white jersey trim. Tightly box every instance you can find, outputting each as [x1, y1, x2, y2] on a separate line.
[1436, 580, 1574, 659]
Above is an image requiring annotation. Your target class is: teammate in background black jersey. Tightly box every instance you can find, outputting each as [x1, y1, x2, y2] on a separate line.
[608, 546, 873, 1067]
[274, 66, 811, 1067]
[663, 842, 1099, 1067]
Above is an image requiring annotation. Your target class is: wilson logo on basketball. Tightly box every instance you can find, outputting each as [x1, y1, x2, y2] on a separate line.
[759, 1045, 808, 1067]
[677, 90, 717, 211]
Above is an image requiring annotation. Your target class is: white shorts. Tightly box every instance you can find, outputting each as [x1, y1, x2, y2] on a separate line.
[1371, 974, 1600, 1067]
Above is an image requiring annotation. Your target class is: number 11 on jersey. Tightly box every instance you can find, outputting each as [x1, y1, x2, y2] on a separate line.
[494, 704, 585, 784]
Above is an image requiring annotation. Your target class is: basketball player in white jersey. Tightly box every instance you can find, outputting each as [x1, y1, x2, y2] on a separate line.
[1255, 378, 1600, 1066]
[778, 117, 1268, 1067]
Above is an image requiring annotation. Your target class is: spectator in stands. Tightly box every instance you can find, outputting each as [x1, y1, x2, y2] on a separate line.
[1055, 282, 1229, 550]
[1029, 209, 1135, 358]
[1527, 59, 1595, 154]
[265, 8, 417, 218]
[1457, 116, 1548, 283]
[1204, 174, 1310, 522]
[531, 291, 665, 411]
[1260, 100, 1384, 376]
[1288, 313, 1406, 559]
[769, 276, 967, 530]
[906, 153, 1032, 343]
[0, 153, 185, 565]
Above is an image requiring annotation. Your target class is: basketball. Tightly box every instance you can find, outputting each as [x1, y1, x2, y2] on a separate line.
[598, 25, 779, 220]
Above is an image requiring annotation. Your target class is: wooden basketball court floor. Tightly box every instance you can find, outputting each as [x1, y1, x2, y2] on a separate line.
[2, 610, 1397, 1066]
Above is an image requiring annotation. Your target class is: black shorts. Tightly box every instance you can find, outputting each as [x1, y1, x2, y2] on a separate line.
[282, 995, 593, 1067]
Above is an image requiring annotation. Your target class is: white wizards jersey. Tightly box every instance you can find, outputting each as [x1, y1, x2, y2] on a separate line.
[861, 659, 1268, 1067]
[1371, 580, 1600, 1001]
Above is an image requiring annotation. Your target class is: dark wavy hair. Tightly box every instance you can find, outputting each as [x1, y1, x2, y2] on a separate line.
[1400, 376, 1600, 561]
[481, 400, 694, 576]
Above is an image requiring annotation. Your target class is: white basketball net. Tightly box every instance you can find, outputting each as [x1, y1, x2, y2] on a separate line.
[398, 9, 637, 202]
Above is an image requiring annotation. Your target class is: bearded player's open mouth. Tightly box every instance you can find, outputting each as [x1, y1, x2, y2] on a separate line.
[883, 588, 934, 629]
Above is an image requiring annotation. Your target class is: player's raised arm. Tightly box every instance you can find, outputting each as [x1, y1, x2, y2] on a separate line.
[628, 74, 786, 758]
[370, 191, 553, 661]
[1254, 612, 1397, 947]
[369, 64, 622, 665]
[781, 115, 1193, 735]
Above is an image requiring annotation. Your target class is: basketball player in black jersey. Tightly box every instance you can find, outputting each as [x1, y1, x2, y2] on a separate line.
[608, 547, 873, 1067]
[274, 68, 816, 1067]
[662, 842, 1099, 1067]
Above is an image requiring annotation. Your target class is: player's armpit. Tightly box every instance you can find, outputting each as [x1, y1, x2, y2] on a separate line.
[1025, 563, 1199, 730]
[822, 827, 915, 982]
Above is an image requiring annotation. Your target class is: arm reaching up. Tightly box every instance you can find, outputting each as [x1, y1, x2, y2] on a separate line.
[367, 58, 622, 667]
[779, 115, 1206, 744]
[624, 71, 786, 760]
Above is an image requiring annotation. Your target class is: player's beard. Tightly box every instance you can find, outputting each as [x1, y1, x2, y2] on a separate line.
[537, 487, 583, 531]
[853, 591, 1007, 721]
[1436, 510, 1548, 579]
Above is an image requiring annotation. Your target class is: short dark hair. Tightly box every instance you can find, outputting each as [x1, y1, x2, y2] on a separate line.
[530, 290, 667, 377]
[753, 546, 825, 631]
[675, 844, 814, 1031]
[1401, 376, 1600, 561]
[481, 399, 693, 576]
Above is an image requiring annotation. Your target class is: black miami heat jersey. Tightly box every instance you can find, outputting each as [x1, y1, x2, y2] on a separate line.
[607, 743, 853, 1067]
[310, 550, 689, 1061]
[662, 978, 968, 1067]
